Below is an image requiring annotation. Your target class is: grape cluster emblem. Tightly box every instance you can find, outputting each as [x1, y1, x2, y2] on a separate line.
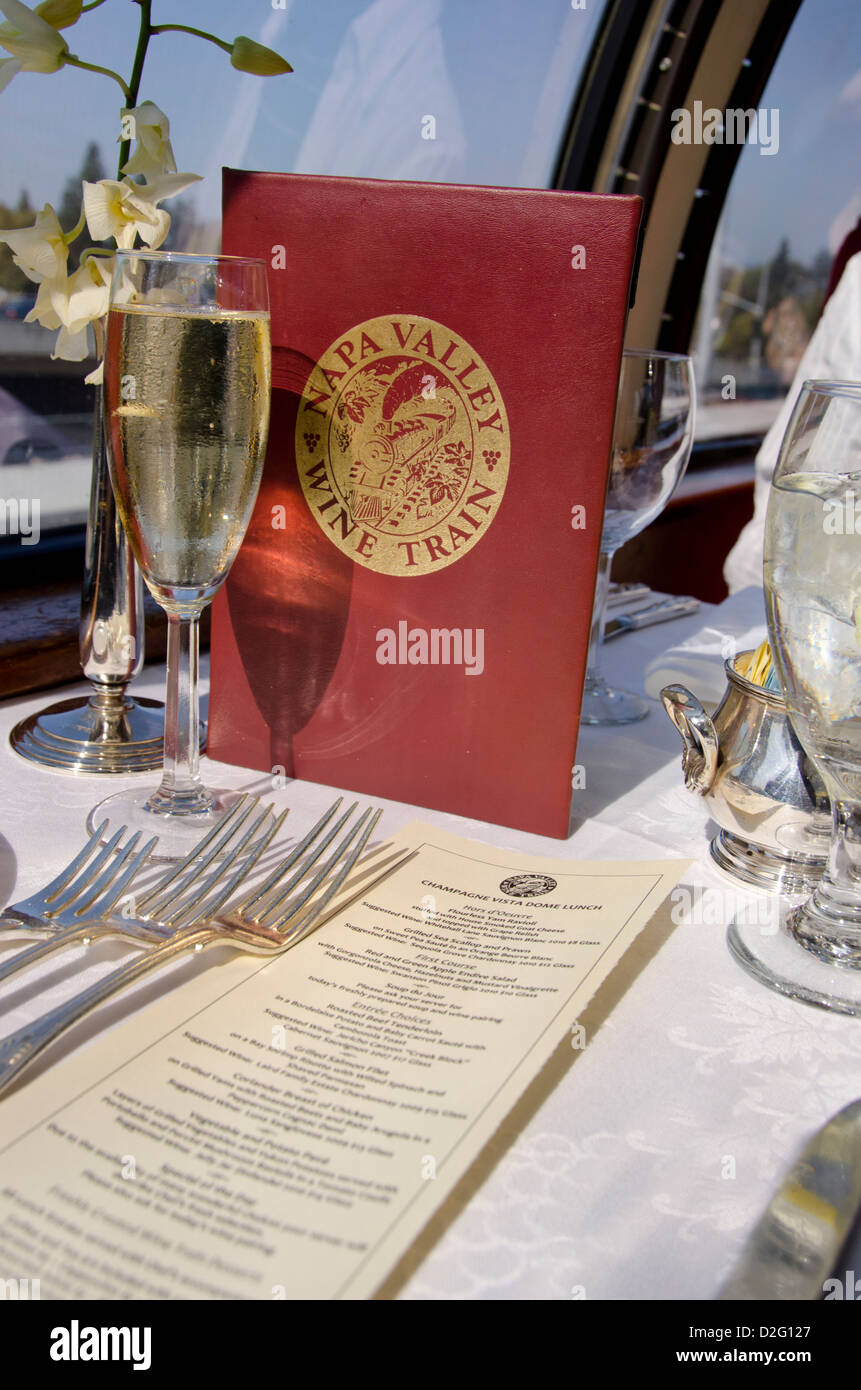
[296, 314, 510, 577]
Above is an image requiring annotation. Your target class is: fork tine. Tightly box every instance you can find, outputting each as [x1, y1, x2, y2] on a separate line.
[69, 833, 159, 920]
[236, 800, 346, 928]
[180, 797, 346, 929]
[273, 807, 384, 938]
[170, 807, 291, 928]
[288, 843, 415, 948]
[134, 794, 261, 916]
[237, 798, 348, 922]
[47, 822, 131, 915]
[256, 806, 380, 932]
[34, 820, 111, 904]
[164, 803, 283, 926]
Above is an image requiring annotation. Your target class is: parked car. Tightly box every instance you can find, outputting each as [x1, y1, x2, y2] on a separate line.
[1, 295, 36, 321]
[0, 384, 70, 465]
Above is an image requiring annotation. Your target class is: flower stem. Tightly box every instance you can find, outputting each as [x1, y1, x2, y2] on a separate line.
[118, 0, 152, 176]
[81, 0, 108, 10]
[64, 55, 129, 97]
[91, 314, 104, 361]
[150, 24, 232, 54]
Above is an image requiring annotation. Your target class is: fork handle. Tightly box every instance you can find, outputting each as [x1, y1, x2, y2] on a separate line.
[0, 926, 216, 1098]
[0, 925, 106, 988]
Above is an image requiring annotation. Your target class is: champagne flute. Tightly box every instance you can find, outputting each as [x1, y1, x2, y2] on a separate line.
[581, 350, 695, 725]
[87, 251, 271, 858]
[728, 379, 861, 1015]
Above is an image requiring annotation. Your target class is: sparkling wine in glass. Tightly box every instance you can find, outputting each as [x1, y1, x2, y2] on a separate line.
[728, 379, 861, 1014]
[581, 350, 695, 725]
[87, 251, 271, 858]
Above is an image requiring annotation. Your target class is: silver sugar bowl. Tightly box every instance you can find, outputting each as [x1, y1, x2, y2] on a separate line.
[661, 652, 832, 892]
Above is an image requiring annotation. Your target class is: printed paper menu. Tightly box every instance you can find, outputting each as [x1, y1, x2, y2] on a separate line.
[0, 824, 687, 1299]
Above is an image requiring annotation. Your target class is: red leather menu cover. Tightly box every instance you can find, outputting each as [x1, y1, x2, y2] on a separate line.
[209, 170, 641, 837]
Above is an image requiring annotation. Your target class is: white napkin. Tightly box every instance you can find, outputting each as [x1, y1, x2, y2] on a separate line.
[643, 586, 768, 708]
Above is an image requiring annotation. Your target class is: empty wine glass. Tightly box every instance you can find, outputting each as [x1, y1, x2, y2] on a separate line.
[728, 379, 861, 1015]
[86, 251, 271, 858]
[581, 349, 695, 725]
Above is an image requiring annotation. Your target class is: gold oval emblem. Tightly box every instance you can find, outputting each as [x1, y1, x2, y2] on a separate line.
[296, 315, 510, 576]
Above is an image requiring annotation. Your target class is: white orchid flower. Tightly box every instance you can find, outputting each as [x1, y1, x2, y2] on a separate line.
[50, 254, 113, 327]
[26, 254, 113, 367]
[0, 201, 67, 281]
[53, 257, 113, 369]
[0, 0, 68, 90]
[25, 280, 89, 360]
[24, 276, 61, 330]
[120, 101, 177, 180]
[83, 172, 200, 251]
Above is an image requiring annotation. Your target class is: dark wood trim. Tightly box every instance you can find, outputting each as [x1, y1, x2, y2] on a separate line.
[0, 581, 164, 701]
[0, 581, 211, 702]
[552, 0, 670, 194]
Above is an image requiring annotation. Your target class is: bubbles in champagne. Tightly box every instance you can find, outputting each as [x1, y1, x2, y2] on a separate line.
[105, 304, 270, 613]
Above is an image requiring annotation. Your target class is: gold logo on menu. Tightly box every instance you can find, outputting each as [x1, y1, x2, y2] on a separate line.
[296, 315, 510, 576]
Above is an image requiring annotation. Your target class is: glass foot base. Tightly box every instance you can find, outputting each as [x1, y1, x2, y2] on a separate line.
[86, 786, 258, 862]
[727, 904, 861, 1018]
[580, 683, 649, 726]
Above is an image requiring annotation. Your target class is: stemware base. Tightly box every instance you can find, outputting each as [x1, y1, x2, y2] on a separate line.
[580, 683, 649, 726]
[10, 695, 166, 774]
[86, 785, 258, 862]
[727, 902, 861, 1018]
[709, 831, 825, 895]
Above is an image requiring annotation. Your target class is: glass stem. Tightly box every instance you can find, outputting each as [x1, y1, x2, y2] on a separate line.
[791, 796, 861, 962]
[820, 798, 861, 914]
[147, 612, 212, 815]
[585, 550, 614, 688]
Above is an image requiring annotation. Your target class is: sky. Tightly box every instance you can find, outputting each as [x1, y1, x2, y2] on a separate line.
[722, 0, 861, 264]
[0, 0, 597, 222]
[0, 0, 859, 267]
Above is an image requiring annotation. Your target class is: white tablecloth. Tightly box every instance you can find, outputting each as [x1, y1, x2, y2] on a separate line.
[2, 587, 860, 1301]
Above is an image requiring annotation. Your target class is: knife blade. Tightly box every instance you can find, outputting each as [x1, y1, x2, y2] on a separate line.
[603, 596, 701, 639]
[718, 1098, 861, 1300]
[607, 582, 653, 609]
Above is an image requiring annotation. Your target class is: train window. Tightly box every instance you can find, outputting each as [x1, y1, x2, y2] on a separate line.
[691, 0, 861, 443]
[0, 0, 603, 539]
[0, 0, 840, 546]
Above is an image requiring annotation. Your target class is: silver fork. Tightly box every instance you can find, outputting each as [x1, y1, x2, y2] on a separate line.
[0, 802, 406, 1098]
[0, 795, 286, 988]
[0, 820, 161, 937]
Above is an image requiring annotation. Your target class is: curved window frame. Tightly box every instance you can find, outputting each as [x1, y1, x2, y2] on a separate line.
[554, 0, 804, 467]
